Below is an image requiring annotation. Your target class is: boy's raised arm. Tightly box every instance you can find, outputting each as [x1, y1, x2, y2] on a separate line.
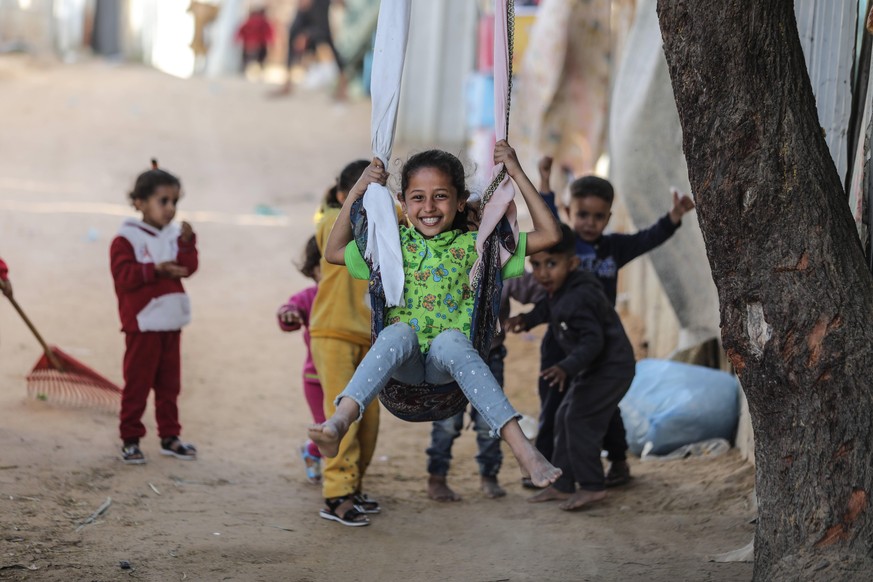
[668, 188, 695, 225]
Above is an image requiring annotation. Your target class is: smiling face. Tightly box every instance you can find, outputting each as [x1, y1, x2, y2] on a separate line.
[569, 195, 612, 243]
[399, 167, 466, 238]
[529, 250, 580, 295]
[135, 184, 181, 229]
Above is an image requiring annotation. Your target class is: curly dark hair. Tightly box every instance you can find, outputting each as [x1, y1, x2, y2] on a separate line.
[297, 235, 321, 280]
[323, 159, 370, 209]
[569, 175, 614, 205]
[547, 223, 577, 256]
[129, 159, 181, 203]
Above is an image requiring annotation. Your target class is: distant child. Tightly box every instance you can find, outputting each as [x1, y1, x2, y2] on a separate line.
[308, 159, 381, 527]
[0, 258, 11, 299]
[274, 0, 347, 98]
[310, 142, 564, 519]
[110, 160, 199, 465]
[534, 159, 695, 487]
[508, 224, 636, 510]
[236, 7, 274, 74]
[277, 235, 324, 485]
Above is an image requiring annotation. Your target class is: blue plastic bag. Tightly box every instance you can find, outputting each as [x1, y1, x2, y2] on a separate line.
[619, 359, 739, 456]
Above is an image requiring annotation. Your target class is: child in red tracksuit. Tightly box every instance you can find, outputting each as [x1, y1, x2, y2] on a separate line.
[236, 7, 274, 73]
[110, 160, 199, 465]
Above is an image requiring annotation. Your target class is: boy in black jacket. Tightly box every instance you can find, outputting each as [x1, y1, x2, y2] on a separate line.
[535, 160, 695, 487]
[508, 224, 636, 510]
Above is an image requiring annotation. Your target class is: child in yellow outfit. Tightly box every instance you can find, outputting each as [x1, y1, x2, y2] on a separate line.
[309, 160, 381, 524]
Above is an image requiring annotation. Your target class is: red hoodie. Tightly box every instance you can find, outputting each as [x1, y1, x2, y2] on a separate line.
[110, 219, 198, 333]
[236, 13, 274, 51]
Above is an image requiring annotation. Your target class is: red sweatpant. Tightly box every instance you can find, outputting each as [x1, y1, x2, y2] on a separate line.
[119, 331, 183, 442]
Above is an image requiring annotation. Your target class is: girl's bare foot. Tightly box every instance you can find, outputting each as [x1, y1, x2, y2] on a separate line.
[308, 397, 359, 457]
[427, 475, 461, 502]
[559, 489, 607, 511]
[501, 420, 562, 487]
[521, 447, 562, 487]
[307, 417, 348, 458]
[527, 486, 571, 503]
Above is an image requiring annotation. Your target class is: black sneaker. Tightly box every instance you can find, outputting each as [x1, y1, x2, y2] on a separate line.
[352, 492, 381, 514]
[160, 437, 197, 460]
[121, 443, 146, 465]
[605, 460, 631, 487]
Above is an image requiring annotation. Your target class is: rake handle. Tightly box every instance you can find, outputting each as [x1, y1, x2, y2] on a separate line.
[6, 296, 65, 371]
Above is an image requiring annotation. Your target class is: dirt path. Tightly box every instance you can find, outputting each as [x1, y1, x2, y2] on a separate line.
[0, 58, 754, 581]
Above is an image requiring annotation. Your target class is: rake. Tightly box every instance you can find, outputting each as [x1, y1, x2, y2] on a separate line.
[6, 295, 122, 410]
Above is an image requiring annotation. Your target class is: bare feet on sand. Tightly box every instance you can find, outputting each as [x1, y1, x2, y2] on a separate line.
[527, 486, 571, 503]
[501, 420, 562, 488]
[427, 475, 461, 502]
[307, 417, 349, 458]
[559, 489, 607, 511]
[480, 476, 506, 499]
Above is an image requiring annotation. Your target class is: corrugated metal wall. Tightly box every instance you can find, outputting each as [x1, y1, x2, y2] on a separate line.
[795, 0, 858, 184]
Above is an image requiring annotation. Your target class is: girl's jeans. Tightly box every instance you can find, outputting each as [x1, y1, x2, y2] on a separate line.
[336, 323, 520, 437]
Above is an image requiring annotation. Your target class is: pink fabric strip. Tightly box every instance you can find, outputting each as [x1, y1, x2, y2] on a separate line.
[475, 0, 520, 269]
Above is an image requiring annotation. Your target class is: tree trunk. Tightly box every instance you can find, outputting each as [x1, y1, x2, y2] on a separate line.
[656, 1, 873, 580]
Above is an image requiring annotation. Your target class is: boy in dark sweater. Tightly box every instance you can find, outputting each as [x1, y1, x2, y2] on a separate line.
[535, 159, 695, 487]
[508, 225, 635, 510]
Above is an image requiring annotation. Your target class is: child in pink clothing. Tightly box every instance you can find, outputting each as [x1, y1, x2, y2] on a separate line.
[277, 235, 324, 484]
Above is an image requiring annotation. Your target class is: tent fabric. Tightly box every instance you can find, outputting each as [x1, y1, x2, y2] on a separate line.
[608, 0, 719, 344]
[514, 0, 611, 188]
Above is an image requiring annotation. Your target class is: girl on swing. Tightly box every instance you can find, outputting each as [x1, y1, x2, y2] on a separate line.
[310, 141, 563, 516]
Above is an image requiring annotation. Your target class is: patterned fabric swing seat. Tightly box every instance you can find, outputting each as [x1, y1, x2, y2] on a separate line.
[351, 199, 515, 422]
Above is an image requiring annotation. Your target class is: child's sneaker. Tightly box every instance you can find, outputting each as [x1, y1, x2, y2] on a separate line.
[300, 442, 322, 485]
[121, 442, 146, 465]
[352, 491, 380, 514]
[605, 460, 631, 487]
[160, 436, 197, 460]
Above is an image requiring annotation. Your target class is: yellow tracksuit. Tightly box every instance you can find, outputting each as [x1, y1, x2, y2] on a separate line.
[309, 207, 379, 499]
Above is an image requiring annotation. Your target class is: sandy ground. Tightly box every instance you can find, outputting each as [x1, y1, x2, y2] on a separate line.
[0, 57, 754, 581]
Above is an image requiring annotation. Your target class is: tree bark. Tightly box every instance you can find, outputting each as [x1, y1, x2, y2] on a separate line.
[656, 1, 873, 580]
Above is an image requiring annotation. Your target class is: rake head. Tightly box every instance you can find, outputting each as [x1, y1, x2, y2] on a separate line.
[26, 347, 122, 411]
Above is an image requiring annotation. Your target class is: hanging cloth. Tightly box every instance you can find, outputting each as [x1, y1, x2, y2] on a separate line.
[361, 0, 411, 307]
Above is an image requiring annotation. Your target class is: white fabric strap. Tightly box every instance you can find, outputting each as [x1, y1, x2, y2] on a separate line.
[362, 0, 412, 307]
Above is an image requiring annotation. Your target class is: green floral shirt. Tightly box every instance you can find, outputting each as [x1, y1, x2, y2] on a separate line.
[346, 227, 527, 353]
